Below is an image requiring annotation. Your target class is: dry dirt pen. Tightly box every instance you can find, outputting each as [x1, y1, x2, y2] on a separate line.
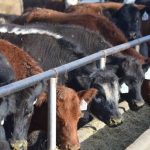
[78, 102, 150, 150]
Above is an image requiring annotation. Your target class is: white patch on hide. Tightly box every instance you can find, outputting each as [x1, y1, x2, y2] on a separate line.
[145, 68, 150, 80]
[0, 26, 63, 39]
[80, 99, 87, 111]
[120, 83, 129, 94]
[1, 119, 4, 125]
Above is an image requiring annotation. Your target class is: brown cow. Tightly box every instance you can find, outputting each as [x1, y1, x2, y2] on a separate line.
[29, 86, 97, 150]
[14, 7, 148, 64]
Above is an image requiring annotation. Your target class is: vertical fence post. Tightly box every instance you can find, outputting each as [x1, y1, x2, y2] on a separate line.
[100, 57, 106, 69]
[47, 78, 57, 150]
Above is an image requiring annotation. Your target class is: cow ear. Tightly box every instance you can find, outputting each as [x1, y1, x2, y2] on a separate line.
[77, 88, 97, 104]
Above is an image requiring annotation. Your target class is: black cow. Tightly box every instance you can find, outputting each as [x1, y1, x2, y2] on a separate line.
[107, 54, 146, 110]
[0, 39, 47, 150]
[0, 53, 16, 150]
[104, 4, 149, 57]
[0, 24, 123, 126]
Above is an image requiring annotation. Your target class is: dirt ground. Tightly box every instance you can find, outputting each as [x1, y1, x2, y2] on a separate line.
[81, 104, 150, 150]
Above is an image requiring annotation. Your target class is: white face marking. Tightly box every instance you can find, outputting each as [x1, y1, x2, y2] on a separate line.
[80, 99, 87, 111]
[33, 99, 37, 105]
[100, 57, 106, 70]
[103, 81, 119, 103]
[120, 83, 129, 94]
[65, 0, 78, 8]
[0, 26, 63, 39]
[123, 0, 135, 4]
[1, 119, 4, 125]
[142, 11, 149, 21]
[135, 45, 140, 53]
[145, 68, 150, 80]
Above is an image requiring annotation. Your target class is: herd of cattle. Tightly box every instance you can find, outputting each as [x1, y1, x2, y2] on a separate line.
[0, 0, 149, 150]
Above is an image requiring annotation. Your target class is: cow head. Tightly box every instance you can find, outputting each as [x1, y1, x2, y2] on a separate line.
[109, 55, 146, 110]
[89, 70, 122, 127]
[110, 4, 148, 40]
[0, 53, 16, 150]
[10, 81, 46, 150]
[70, 67, 123, 127]
[57, 86, 97, 150]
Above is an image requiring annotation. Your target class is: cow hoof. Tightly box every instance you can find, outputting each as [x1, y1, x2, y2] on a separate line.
[11, 140, 28, 150]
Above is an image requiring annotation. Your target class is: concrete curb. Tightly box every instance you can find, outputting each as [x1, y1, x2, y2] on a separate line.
[78, 101, 129, 143]
[125, 128, 150, 150]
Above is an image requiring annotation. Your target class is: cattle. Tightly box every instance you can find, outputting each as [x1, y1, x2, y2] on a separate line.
[0, 39, 46, 150]
[29, 86, 97, 150]
[13, 7, 148, 64]
[107, 54, 146, 109]
[104, 4, 149, 57]
[66, 2, 150, 56]
[0, 52, 16, 150]
[2, 22, 147, 110]
[0, 24, 123, 126]
[0, 39, 97, 150]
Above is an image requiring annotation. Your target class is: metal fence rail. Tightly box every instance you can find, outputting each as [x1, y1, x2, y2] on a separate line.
[0, 35, 150, 150]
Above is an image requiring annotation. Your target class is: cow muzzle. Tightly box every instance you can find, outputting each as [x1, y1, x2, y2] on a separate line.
[130, 99, 145, 110]
[62, 143, 80, 150]
[129, 32, 137, 40]
[11, 140, 28, 150]
[107, 116, 123, 127]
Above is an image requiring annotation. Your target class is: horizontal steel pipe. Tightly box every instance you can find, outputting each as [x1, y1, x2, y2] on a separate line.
[0, 35, 150, 97]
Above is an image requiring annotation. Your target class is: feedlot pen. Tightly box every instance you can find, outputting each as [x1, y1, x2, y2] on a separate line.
[0, 1, 150, 150]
